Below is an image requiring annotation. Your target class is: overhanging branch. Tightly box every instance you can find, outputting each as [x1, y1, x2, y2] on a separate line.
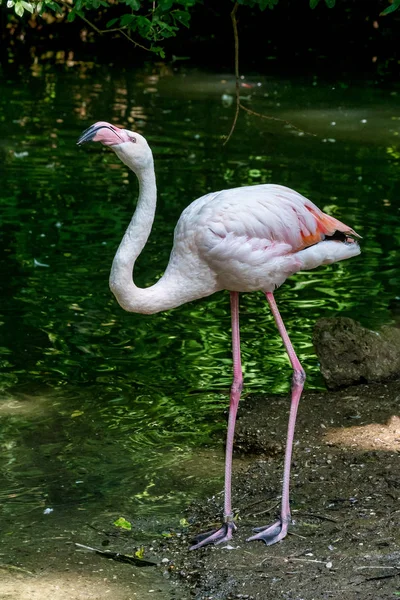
[224, 2, 315, 145]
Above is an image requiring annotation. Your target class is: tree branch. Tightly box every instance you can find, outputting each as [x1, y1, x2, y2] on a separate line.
[56, 0, 152, 52]
[223, 2, 240, 146]
[223, 2, 315, 145]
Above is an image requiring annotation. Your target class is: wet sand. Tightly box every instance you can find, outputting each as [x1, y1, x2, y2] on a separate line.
[2, 381, 399, 600]
[149, 381, 400, 599]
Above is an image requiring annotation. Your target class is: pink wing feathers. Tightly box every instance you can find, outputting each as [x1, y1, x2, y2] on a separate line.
[168, 184, 360, 293]
[262, 185, 360, 251]
[179, 184, 361, 292]
[194, 184, 359, 256]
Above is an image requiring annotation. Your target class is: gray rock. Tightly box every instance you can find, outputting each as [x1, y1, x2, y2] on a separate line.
[313, 317, 400, 389]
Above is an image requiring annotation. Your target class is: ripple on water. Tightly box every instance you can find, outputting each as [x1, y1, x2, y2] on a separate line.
[0, 66, 398, 527]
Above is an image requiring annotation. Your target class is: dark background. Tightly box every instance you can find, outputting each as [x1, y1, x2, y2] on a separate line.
[1, 1, 400, 79]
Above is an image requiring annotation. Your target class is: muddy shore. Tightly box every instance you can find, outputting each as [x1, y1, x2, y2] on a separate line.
[2, 381, 399, 599]
[149, 381, 400, 599]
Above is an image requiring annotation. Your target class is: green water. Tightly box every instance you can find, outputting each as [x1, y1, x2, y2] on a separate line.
[0, 64, 399, 530]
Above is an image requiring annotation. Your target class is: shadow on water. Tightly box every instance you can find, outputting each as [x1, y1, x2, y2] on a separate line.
[0, 62, 399, 590]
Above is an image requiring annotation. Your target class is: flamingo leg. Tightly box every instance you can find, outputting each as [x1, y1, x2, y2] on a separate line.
[247, 291, 305, 546]
[190, 291, 242, 550]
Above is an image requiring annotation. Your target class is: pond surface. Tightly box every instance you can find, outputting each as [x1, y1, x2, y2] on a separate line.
[0, 63, 399, 544]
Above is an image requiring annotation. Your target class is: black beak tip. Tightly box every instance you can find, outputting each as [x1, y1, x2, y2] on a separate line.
[77, 124, 97, 147]
[76, 123, 121, 147]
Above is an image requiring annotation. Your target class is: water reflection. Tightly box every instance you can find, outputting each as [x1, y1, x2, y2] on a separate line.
[0, 64, 399, 521]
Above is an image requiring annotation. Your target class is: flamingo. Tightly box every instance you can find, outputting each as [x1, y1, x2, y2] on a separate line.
[78, 122, 361, 550]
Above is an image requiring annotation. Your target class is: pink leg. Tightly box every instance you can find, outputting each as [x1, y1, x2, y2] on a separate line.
[247, 291, 305, 545]
[190, 292, 242, 550]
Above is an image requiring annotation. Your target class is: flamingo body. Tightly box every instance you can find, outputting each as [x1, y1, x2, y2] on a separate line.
[78, 122, 361, 550]
[168, 183, 360, 296]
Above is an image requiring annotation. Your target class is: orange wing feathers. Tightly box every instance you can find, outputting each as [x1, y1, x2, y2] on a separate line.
[299, 205, 360, 249]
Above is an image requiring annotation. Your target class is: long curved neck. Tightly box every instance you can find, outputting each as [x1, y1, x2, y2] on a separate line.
[109, 158, 220, 315]
[109, 162, 162, 313]
[110, 164, 157, 281]
[109, 160, 198, 315]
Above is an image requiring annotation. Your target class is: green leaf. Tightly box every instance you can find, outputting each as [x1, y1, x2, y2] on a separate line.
[120, 13, 136, 26]
[14, 1, 24, 16]
[309, 0, 321, 7]
[43, 0, 62, 14]
[151, 45, 165, 58]
[258, 0, 278, 9]
[113, 517, 132, 531]
[136, 15, 151, 34]
[381, 1, 400, 15]
[324, 0, 335, 6]
[67, 10, 76, 21]
[21, 1, 33, 13]
[125, 0, 140, 9]
[159, 0, 174, 9]
[173, 9, 190, 26]
[134, 546, 144, 559]
[71, 410, 84, 417]
[157, 20, 178, 34]
[106, 17, 119, 27]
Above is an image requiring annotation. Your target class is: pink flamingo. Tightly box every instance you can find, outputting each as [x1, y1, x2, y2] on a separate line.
[78, 122, 361, 550]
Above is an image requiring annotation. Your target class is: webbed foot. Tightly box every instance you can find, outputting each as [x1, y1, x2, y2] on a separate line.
[247, 518, 289, 546]
[189, 520, 236, 550]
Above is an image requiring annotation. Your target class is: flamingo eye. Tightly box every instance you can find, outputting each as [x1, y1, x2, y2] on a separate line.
[130, 136, 136, 143]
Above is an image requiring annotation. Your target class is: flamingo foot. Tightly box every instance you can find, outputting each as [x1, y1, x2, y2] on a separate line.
[247, 517, 289, 546]
[189, 521, 237, 550]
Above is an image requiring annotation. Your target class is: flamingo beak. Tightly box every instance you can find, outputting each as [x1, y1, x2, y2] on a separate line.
[77, 122, 125, 146]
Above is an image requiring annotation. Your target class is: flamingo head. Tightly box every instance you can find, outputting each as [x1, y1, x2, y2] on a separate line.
[77, 121, 153, 171]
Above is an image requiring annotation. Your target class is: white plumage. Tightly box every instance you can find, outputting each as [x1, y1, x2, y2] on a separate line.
[166, 183, 360, 296]
[78, 122, 361, 550]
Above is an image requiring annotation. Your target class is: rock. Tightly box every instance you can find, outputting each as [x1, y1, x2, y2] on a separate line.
[313, 317, 400, 389]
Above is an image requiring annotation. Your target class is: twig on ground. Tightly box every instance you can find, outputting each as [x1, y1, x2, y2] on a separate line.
[0, 563, 35, 577]
[259, 551, 327, 567]
[354, 566, 396, 570]
[75, 542, 157, 567]
[363, 572, 400, 582]
[250, 501, 280, 518]
[243, 497, 275, 512]
[293, 511, 338, 523]
[287, 531, 308, 539]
